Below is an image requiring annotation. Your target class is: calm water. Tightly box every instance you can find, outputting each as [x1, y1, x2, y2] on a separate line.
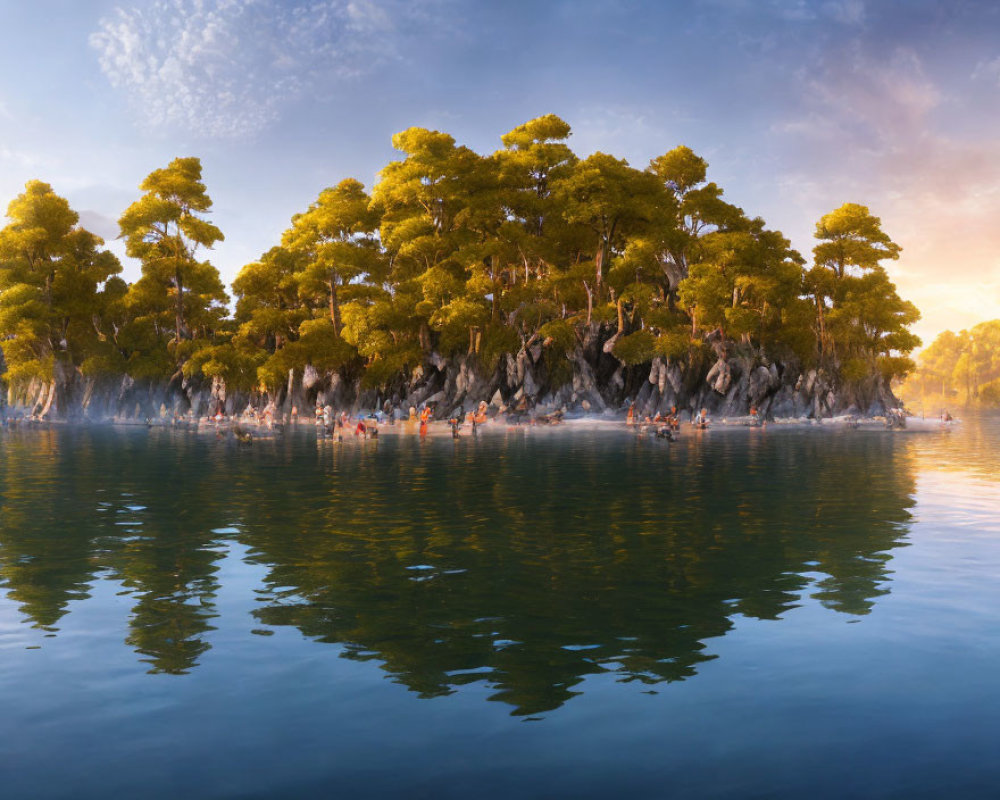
[1, 417, 999, 799]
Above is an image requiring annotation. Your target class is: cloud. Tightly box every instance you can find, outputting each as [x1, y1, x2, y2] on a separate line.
[822, 0, 865, 26]
[572, 107, 650, 154]
[570, 106, 682, 167]
[793, 45, 942, 148]
[77, 210, 120, 241]
[0, 147, 53, 172]
[771, 43, 1000, 339]
[696, 0, 864, 26]
[90, 0, 446, 138]
[972, 55, 1000, 86]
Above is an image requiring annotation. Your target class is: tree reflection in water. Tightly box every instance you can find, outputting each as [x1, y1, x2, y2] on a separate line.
[0, 426, 914, 712]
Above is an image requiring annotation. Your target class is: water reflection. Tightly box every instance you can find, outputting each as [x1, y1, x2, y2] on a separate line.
[0, 429, 224, 673]
[908, 412, 1000, 482]
[0, 423, 917, 712]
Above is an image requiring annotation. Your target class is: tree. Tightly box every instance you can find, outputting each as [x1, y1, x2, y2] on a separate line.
[118, 157, 227, 353]
[232, 245, 309, 354]
[807, 203, 917, 380]
[555, 152, 667, 298]
[372, 127, 483, 357]
[913, 329, 965, 399]
[677, 216, 808, 354]
[488, 115, 586, 367]
[0, 181, 121, 412]
[812, 202, 901, 279]
[647, 145, 742, 300]
[283, 179, 382, 337]
[905, 321, 1000, 407]
[0, 119, 927, 416]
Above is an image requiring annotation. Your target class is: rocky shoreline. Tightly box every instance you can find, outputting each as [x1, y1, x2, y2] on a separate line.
[2, 326, 901, 423]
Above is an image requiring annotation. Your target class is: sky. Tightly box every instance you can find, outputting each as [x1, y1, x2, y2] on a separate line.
[1, 0, 999, 344]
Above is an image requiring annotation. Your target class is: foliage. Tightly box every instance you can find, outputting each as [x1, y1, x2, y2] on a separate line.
[806, 203, 918, 382]
[118, 157, 227, 353]
[612, 330, 657, 366]
[902, 320, 1000, 407]
[0, 181, 122, 388]
[0, 119, 923, 406]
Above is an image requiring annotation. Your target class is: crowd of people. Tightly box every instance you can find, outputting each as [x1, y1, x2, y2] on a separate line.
[1, 398, 956, 441]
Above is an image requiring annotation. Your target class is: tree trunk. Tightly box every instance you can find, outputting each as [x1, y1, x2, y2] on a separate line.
[175, 267, 185, 345]
[40, 379, 57, 418]
[491, 256, 500, 322]
[51, 358, 78, 420]
[328, 279, 342, 336]
[816, 296, 827, 359]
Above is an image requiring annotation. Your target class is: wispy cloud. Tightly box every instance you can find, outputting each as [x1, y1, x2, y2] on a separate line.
[972, 55, 1000, 87]
[822, 0, 865, 26]
[784, 45, 941, 149]
[90, 0, 446, 139]
[77, 210, 121, 241]
[772, 42, 1000, 339]
[697, 0, 865, 26]
[0, 146, 53, 171]
[570, 106, 676, 166]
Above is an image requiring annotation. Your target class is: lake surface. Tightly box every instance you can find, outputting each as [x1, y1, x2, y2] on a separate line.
[1, 416, 999, 799]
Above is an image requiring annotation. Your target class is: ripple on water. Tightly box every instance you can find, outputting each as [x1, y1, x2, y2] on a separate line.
[1, 419, 1000, 798]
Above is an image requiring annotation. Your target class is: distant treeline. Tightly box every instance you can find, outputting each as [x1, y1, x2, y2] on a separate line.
[0, 114, 919, 408]
[902, 320, 1000, 407]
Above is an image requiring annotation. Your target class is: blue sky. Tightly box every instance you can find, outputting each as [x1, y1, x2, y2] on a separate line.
[2, 0, 999, 341]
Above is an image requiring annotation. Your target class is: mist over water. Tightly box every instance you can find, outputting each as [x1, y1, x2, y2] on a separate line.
[1, 419, 999, 798]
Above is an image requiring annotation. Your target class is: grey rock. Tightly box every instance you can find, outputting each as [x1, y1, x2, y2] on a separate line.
[706, 358, 732, 394]
[302, 364, 321, 390]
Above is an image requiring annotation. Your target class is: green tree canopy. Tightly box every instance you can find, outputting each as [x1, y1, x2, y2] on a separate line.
[119, 157, 227, 354]
[0, 181, 121, 390]
[806, 203, 917, 380]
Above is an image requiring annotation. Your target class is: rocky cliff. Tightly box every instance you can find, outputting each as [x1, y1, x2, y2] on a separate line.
[4, 325, 899, 422]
